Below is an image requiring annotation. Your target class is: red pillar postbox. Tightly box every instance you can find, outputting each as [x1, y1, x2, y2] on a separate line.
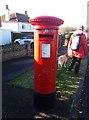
[30, 16, 64, 110]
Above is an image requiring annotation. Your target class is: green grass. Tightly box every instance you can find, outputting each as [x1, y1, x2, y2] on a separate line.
[56, 59, 86, 99]
[8, 70, 34, 89]
[8, 57, 87, 100]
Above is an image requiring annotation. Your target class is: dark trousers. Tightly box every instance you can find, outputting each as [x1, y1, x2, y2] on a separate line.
[68, 56, 81, 74]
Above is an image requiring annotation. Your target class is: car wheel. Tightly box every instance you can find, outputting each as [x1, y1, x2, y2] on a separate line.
[14, 42, 20, 45]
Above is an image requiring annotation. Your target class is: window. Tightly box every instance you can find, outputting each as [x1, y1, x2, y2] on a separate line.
[22, 24, 26, 29]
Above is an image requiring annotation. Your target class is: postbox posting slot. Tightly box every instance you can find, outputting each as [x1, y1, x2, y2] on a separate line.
[39, 34, 53, 41]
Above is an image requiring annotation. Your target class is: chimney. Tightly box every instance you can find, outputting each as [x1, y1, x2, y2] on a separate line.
[5, 5, 10, 21]
[6, 5, 9, 9]
[25, 11, 28, 16]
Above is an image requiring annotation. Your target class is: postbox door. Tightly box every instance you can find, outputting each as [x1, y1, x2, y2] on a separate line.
[34, 31, 58, 94]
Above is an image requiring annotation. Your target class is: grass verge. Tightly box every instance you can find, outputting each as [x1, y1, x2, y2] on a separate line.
[8, 70, 34, 89]
[7, 52, 87, 119]
[8, 57, 87, 100]
[56, 58, 87, 100]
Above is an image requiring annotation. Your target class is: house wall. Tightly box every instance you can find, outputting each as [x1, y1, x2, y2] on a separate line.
[1, 22, 34, 32]
[0, 29, 11, 45]
[1, 22, 18, 32]
[18, 22, 34, 32]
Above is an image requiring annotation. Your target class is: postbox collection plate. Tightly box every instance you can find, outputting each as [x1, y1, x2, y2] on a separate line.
[42, 44, 50, 58]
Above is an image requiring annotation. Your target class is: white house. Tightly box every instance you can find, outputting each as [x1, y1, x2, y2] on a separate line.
[0, 5, 34, 45]
[1, 5, 34, 33]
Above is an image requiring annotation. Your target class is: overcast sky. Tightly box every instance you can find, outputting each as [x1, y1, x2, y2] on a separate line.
[0, 0, 88, 27]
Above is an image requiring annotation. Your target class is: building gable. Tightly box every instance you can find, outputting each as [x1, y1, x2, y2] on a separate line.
[1, 12, 30, 23]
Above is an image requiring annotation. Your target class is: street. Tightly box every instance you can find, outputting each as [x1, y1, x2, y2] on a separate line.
[2, 57, 34, 82]
[2, 47, 67, 82]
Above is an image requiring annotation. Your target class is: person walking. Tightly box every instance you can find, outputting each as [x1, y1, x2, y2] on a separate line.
[67, 25, 88, 75]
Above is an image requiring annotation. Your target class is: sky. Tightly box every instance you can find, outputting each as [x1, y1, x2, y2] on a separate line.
[0, 0, 88, 27]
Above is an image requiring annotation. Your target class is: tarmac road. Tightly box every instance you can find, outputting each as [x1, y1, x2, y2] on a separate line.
[2, 57, 34, 82]
[2, 47, 67, 82]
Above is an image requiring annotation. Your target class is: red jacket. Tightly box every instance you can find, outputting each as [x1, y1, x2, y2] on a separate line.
[67, 31, 88, 58]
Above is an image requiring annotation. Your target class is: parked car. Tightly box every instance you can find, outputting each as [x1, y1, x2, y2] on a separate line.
[14, 35, 34, 46]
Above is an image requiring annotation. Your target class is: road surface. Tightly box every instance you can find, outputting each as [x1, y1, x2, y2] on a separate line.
[2, 57, 34, 82]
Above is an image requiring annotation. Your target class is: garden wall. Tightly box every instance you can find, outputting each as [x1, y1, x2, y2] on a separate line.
[1, 42, 33, 62]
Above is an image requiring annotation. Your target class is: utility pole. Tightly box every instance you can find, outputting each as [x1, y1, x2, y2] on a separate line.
[87, 1, 89, 38]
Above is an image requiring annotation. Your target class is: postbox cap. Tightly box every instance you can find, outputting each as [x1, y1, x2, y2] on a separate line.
[29, 16, 64, 29]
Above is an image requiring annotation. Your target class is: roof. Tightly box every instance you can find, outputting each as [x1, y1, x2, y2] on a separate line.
[1, 12, 30, 23]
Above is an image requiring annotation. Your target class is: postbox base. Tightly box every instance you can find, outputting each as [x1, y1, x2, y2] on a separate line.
[34, 91, 56, 110]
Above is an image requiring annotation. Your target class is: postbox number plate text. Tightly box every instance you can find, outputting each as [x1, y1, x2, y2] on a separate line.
[42, 44, 50, 58]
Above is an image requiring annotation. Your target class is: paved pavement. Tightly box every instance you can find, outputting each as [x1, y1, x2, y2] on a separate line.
[68, 55, 89, 119]
[77, 55, 89, 119]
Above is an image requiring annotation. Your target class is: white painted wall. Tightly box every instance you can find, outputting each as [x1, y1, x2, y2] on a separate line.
[18, 22, 34, 32]
[5, 9, 10, 21]
[1, 22, 34, 32]
[0, 29, 11, 45]
[0, 22, 34, 45]
[1, 22, 18, 32]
